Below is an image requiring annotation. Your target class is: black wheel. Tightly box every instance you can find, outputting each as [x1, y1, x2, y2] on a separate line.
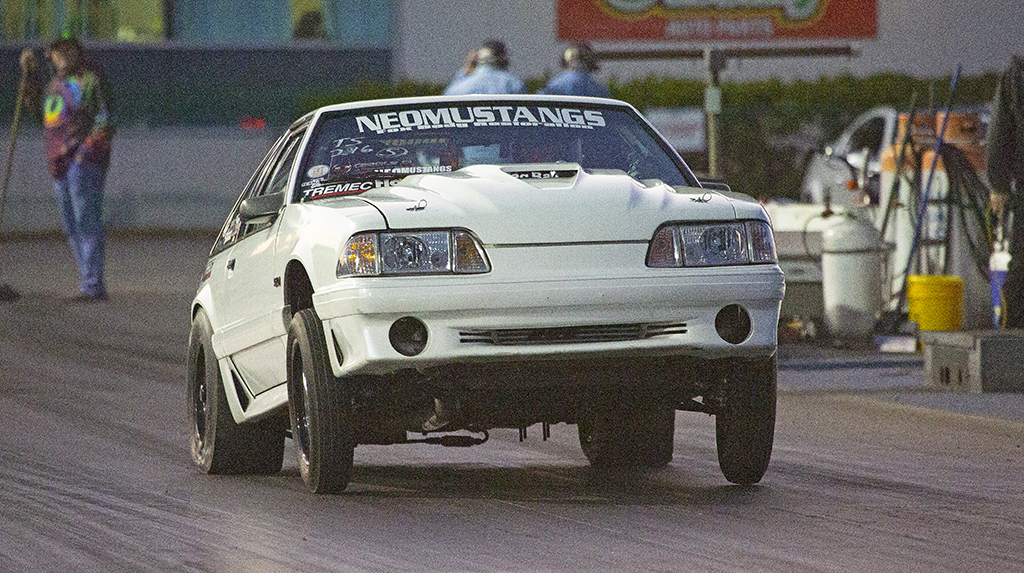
[578, 388, 675, 469]
[715, 355, 777, 485]
[287, 308, 354, 494]
[187, 309, 285, 475]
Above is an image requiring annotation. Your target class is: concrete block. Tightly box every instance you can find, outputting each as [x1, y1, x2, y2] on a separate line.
[920, 330, 1024, 393]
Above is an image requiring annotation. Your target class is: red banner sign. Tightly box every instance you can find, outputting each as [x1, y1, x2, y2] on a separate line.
[557, 0, 877, 42]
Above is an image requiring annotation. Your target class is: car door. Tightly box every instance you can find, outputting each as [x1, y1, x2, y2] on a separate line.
[216, 127, 306, 396]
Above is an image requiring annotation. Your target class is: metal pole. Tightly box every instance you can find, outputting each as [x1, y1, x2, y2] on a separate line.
[704, 48, 725, 179]
[596, 45, 859, 62]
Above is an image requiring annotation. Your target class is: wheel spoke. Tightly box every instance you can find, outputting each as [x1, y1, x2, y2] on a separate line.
[297, 371, 312, 460]
[193, 361, 207, 439]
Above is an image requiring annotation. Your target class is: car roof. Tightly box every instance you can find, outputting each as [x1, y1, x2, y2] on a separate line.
[307, 94, 637, 120]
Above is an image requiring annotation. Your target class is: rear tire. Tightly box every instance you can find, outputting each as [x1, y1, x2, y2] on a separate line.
[715, 356, 777, 485]
[287, 308, 354, 494]
[187, 309, 285, 475]
[578, 387, 675, 469]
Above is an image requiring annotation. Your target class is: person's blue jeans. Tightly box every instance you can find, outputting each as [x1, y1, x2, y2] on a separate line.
[54, 159, 107, 298]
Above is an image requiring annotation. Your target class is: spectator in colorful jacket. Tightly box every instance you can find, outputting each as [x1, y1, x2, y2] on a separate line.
[538, 43, 611, 98]
[444, 40, 525, 96]
[20, 38, 114, 302]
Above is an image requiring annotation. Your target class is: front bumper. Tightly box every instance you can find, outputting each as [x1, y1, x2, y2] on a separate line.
[313, 264, 784, 378]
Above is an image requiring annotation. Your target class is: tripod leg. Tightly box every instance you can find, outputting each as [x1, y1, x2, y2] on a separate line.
[0, 67, 29, 302]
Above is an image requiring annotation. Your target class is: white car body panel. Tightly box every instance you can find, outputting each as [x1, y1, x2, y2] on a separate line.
[231, 339, 287, 395]
[317, 265, 783, 377]
[377, 167, 739, 242]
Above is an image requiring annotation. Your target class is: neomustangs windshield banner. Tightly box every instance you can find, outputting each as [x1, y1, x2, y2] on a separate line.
[556, 0, 876, 42]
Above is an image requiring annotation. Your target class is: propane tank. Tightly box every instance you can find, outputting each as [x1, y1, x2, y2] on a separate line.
[821, 211, 887, 340]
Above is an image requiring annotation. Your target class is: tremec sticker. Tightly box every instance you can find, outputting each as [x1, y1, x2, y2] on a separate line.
[356, 106, 607, 134]
[302, 179, 402, 200]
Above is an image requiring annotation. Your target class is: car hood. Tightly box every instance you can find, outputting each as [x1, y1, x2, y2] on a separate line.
[349, 164, 745, 244]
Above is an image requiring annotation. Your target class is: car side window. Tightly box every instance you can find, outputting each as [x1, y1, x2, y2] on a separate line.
[211, 128, 305, 255]
[239, 133, 304, 237]
[260, 134, 303, 199]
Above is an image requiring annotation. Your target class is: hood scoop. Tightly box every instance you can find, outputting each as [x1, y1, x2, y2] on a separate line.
[500, 163, 580, 188]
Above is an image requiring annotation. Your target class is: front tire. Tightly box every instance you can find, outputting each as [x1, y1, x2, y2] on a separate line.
[187, 309, 285, 475]
[287, 308, 354, 494]
[715, 356, 777, 485]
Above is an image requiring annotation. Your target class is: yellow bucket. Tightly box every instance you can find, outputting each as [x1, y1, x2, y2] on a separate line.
[907, 275, 964, 331]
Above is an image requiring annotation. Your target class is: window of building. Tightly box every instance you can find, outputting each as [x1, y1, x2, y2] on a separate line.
[2, 0, 165, 42]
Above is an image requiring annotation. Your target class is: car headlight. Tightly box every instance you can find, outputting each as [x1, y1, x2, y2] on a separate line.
[338, 229, 491, 277]
[745, 220, 777, 263]
[646, 220, 776, 267]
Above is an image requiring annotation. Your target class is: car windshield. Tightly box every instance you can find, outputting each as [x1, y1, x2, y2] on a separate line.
[294, 100, 695, 203]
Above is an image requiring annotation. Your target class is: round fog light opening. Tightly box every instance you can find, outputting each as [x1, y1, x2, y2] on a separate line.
[715, 304, 752, 345]
[390, 317, 428, 356]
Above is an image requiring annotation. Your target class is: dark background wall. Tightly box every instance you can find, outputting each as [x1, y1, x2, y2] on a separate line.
[0, 43, 392, 128]
[0, 43, 393, 234]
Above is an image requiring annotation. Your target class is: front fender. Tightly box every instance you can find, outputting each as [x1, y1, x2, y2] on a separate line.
[275, 202, 387, 297]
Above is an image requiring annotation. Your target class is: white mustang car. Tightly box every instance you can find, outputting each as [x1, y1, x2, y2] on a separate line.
[187, 95, 784, 494]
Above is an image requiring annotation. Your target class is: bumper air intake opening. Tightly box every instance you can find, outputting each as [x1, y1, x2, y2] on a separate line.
[390, 316, 428, 356]
[715, 304, 751, 345]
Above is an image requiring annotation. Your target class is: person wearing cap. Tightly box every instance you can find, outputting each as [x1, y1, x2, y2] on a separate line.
[538, 43, 610, 98]
[444, 39, 525, 95]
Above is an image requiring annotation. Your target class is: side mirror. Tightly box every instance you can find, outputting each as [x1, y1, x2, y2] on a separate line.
[239, 192, 285, 223]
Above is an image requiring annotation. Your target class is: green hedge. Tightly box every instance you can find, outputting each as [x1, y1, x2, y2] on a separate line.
[298, 71, 1002, 201]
